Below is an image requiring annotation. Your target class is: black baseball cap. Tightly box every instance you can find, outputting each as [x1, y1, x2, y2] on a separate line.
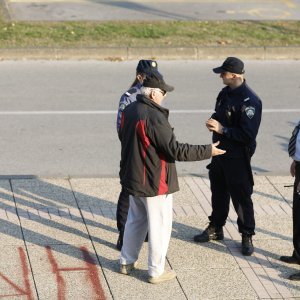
[136, 60, 158, 75]
[143, 70, 174, 92]
[213, 57, 245, 74]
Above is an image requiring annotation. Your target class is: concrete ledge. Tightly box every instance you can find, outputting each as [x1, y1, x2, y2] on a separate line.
[197, 47, 266, 60]
[0, 47, 128, 60]
[0, 46, 299, 60]
[265, 46, 300, 60]
[128, 46, 198, 60]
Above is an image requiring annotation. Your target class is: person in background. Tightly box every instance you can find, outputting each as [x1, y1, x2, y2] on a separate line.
[116, 60, 159, 251]
[193, 57, 262, 256]
[279, 120, 300, 280]
[118, 71, 225, 284]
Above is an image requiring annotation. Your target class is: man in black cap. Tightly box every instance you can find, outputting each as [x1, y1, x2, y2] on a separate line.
[279, 120, 300, 280]
[193, 57, 262, 256]
[118, 71, 225, 283]
[116, 59, 159, 251]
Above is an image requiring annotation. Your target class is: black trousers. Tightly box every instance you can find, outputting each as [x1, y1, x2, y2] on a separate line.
[293, 163, 300, 258]
[116, 186, 130, 233]
[208, 156, 255, 235]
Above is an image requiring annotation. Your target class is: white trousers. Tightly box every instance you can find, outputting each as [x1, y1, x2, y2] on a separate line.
[120, 194, 173, 277]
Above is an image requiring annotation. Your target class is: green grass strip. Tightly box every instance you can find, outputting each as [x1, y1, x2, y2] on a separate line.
[0, 17, 299, 48]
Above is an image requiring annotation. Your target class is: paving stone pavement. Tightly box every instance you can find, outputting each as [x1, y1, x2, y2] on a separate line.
[0, 175, 299, 299]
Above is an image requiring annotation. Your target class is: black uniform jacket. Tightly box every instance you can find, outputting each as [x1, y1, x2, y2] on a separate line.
[119, 94, 212, 197]
[212, 80, 262, 158]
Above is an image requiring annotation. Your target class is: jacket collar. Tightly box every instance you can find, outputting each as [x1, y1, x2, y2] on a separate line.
[137, 94, 169, 118]
[227, 79, 247, 95]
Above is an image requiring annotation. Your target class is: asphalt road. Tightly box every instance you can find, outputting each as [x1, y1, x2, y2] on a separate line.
[0, 60, 299, 177]
[4, 0, 300, 21]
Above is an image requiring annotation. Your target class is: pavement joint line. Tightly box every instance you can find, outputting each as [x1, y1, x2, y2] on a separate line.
[67, 178, 114, 299]
[261, 204, 276, 216]
[242, 267, 271, 298]
[191, 203, 206, 216]
[183, 177, 209, 215]
[229, 244, 293, 299]
[279, 203, 292, 215]
[8, 178, 40, 299]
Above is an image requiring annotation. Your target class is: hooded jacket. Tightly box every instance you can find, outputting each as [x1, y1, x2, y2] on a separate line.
[119, 94, 212, 197]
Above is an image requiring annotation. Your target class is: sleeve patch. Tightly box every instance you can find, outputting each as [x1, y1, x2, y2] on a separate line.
[245, 106, 255, 119]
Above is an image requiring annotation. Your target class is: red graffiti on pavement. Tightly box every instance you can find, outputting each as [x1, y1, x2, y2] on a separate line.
[46, 246, 106, 300]
[0, 247, 34, 299]
[0, 246, 107, 300]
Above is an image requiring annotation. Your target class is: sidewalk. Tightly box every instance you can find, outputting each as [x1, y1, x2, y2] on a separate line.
[0, 175, 299, 299]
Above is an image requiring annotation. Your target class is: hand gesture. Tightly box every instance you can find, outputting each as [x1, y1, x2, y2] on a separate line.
[206, 118, 223, 134]
[211, 141, 226, 156]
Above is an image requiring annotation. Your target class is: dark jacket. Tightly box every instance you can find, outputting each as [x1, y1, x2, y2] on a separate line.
[119, 94, 212, 197]
[212, 80, 262, 158]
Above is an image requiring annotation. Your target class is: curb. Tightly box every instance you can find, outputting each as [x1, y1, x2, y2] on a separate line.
[0, 46, 299, 60]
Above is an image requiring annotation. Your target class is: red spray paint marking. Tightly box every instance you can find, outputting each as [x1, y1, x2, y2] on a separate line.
[80, 246, 106, 300]
[0, 247, 34, 300]
[46, 246, 106, 300]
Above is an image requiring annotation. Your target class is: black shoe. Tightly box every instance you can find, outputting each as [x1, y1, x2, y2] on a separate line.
[116, 231, 123, 251]
[241, 234, 254, 256]
[194, 225, 224, 243]
[289, 272, 300, 280]
[280, 255, 300, 264]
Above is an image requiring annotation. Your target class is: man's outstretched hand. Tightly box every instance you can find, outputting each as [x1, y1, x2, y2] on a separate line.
[211, 141, 226, 156]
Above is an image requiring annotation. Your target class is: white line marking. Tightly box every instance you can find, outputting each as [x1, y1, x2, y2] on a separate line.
[0, 109, 298, 115]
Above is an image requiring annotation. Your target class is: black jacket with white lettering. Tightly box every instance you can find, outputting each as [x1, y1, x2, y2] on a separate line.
[211, 80, 262, 158]
[119, 94, 212, 197]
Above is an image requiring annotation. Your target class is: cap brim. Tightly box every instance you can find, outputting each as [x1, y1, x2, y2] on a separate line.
[163, 84, 174, 92]
[213, 66, 226, 74]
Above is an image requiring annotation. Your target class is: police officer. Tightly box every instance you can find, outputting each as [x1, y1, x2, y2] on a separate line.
[193, 57, 262, 256]
[116, 59, 159, 250]
[279, 120, 300, 280]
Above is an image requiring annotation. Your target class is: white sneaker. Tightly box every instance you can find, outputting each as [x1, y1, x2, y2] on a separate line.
[119, 261, 138, 275]
[148, 270, 176, 284]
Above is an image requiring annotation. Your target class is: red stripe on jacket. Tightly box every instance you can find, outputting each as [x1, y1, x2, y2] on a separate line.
[158, 153, 168, 195]
[136, 120, 168, 195]
[136, 120, 150, 185]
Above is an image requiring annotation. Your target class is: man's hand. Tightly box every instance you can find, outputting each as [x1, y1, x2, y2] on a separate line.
[206, 118, 223, 134]
[211, 141, 226, 156]
[290, 160, 296, 177]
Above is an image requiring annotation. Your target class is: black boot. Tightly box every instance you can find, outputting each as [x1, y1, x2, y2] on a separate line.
[116, 231, 124, 251]
[194, 225, 224, 243]
[280, 251, 300, 264]
[241, 234, 254, 256]
[280, 255, 300, 264]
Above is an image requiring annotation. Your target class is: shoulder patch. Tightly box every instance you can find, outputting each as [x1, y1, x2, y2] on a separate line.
[126, 88, 137, 96]
[120, 103, 126, 111]
[245, 106, 255, 119]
